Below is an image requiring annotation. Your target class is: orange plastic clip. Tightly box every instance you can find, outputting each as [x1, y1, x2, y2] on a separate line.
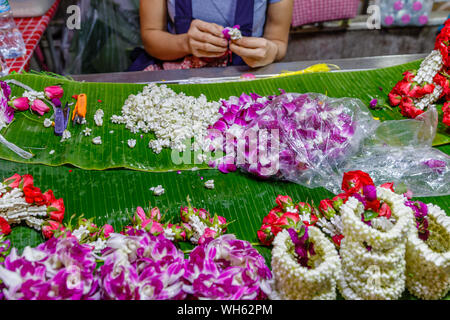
[72, 93, 87, 125]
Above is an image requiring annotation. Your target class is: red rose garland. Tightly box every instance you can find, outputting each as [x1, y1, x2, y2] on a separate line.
[0, 173, 65, 238]
[388, 19, 450, 125]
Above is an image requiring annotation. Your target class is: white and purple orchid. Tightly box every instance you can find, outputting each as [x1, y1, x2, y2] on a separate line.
[208, 92, 363, 182]
[98, 232, 186, 300]
[0, 236, 99, 300]
[183, 234, 273, 300]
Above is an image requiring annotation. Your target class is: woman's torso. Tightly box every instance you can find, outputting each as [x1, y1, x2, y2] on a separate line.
[167, 0, 280, 37]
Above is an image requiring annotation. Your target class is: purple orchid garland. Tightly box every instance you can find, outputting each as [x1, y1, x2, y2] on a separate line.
[208, 92, 358, 180]
[0, 236, 99, 300]
[183, 234, 273, 300]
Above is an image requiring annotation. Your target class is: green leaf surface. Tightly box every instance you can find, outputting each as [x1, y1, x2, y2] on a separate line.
[1, 60, 449, 300]
[1, 60, 449, 172]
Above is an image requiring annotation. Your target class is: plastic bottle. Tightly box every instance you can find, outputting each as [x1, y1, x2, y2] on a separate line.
[0, 0, 26, 59]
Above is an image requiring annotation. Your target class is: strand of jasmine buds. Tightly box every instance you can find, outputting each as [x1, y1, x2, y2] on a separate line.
[271, 228, 341, 300]
[405, 203, 450, 299]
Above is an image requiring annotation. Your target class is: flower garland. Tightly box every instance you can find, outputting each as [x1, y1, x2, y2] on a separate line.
[183, 234, 273, 300]
[270, 227, 341, 300]
[405, 202, 450, 300]
[123, 199, 229, 245]
[337, 187, 414, 300]
[388, 19, 450, 125]
[0, 174, 65, 238]
[0, 236, 99, 300]
[99, 232, 186, 300]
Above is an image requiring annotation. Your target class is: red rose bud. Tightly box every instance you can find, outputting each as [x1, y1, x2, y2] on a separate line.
[380, 182, 395, 192]
[42, 220, 64, 239]
[23, 185, 45, 205]
[304, 214, 318, 227]
[342, 170, 374, 194]
[388, 92, 402, 106]
[402, 70, 416, 82]
[275, 195, 293, 210]
[3, 173, 22, 188]
[102, 224, 114, 238]
[198, 208, 210, 220]
[257, 224, 275, 246]
[150, 207, 161, 221]
[444, 102, 450, 126]
[331, 196, 345, 211]
[31, 99, 50, 116]
[21, 174, 34, 189]
[365, 200, 381, 213]
[319, 199, 336, 219]
[262, 211, 278, 225]
[395, 79, 413, 96]
[198, 228, 217, 245]
[9, 97, 29, 111]
[274, 211, 300, 227]
[44, 85, 64, 100]
[399, 98, 424, 119]
[297, 202, 313, 215]
[47, 198, 65, 223]
[42, 189, 56, 205]
[379, 202, 392, 219]
[332, 234, 344, 247]
[0, 217, 11, 235]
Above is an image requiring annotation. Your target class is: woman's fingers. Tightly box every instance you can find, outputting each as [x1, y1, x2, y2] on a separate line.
[195, 49, 227, 58]
[190, 39, 227, 54]
[193, 19, 224, 38]
[232, 37, 265, 48]
[229, 43, 266, 60]
[190, 28, 228, 48]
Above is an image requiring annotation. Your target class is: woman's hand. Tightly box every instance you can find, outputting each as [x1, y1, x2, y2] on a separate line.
[186, 19, 229, 58]
[229, 37, 279, 68]
[229, 0, 293, 68]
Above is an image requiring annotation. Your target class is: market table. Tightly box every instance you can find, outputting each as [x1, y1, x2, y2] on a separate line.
[1, 52, 449, 301]
[71, 53, 428, 84]
[5, 0, 60, 73]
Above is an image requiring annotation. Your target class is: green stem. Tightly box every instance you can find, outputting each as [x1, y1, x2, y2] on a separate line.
[19, 112, 44, 125]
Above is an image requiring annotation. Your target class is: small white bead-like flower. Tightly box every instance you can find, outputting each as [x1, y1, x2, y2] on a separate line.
[92, 136, 102, 145]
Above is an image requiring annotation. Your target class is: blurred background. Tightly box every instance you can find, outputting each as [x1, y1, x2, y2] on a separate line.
[4, 0, 450, 75]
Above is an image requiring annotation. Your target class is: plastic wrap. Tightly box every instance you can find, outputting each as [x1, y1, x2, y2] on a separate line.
[62, 0, 141, 74]
[236, 93, 378, 188]
[341, 106, 450, 197]
[236, 93, 449, 197]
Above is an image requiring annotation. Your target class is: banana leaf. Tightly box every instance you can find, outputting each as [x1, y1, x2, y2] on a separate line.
[1, 60, 449, 172]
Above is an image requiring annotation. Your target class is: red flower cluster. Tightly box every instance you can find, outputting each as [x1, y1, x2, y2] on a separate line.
[388, 19, 450, 124]
[443, 102, 450, 126]
[435, 20, 450, 67]
[257, 195, 311, 246]
[0, 216, 11, 235]
[388, 71, 434, 119]
[2, 173, 65, 239]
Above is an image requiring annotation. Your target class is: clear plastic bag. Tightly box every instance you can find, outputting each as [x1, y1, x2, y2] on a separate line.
[341, 106, 450, 197]
[237, 93, 378, 188]
[236, 93, 450, 197]
[62, 0, 141, 74]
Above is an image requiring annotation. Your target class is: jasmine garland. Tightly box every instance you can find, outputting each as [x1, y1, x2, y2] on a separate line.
[338, 188, 414, 300]
[271, 227, 341, 300]
[405, 203, 450, 300]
